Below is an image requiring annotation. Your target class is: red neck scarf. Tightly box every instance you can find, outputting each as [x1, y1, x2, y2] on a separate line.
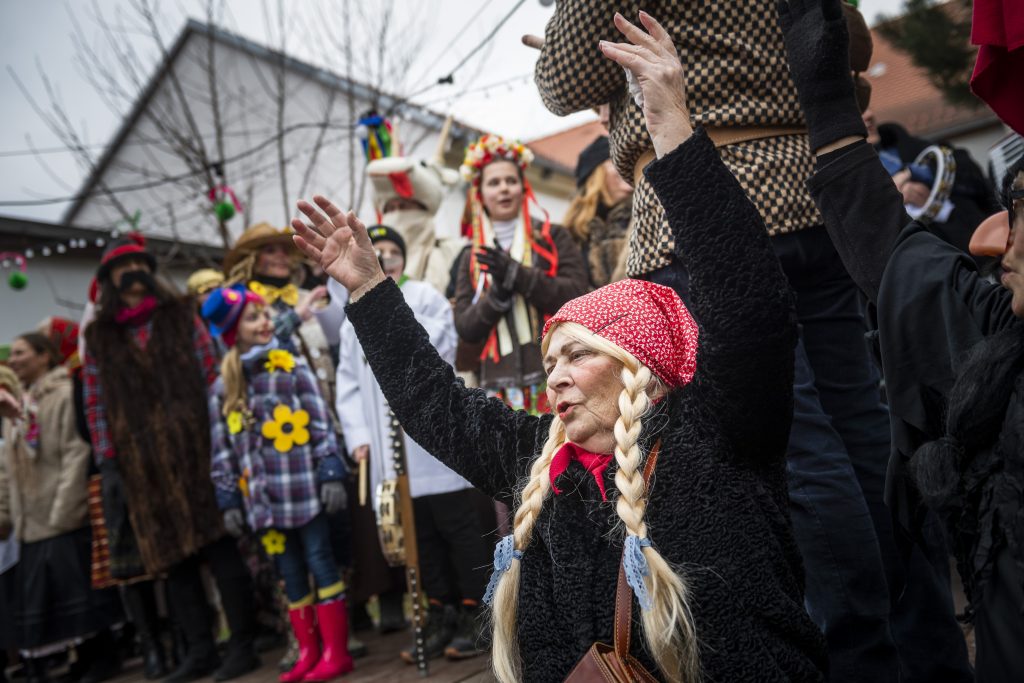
[114, 295, 158, 326]
[549, 442, 613, 502]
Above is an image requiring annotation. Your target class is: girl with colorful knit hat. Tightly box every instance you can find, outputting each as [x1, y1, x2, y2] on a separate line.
[202, 286, 352, 682]
[290, 14, 826, 682]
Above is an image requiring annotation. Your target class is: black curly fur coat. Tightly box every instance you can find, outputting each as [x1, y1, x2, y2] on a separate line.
[346, 129, 827, 681]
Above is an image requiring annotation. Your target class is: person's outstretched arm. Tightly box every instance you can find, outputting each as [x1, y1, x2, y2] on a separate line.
[602, 12, 798, 460]
[777, 0, 909, 303]
[535, 0, 627, 115]
[291, 201, 549, 502]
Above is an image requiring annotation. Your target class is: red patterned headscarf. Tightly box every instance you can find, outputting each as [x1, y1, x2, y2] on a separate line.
[542, 279, 699, 388]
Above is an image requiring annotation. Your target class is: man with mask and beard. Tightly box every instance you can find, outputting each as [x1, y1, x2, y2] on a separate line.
[82, 233, 261, 683]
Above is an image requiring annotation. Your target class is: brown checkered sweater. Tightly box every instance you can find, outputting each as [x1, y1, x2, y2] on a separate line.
[536, 0, 823, 276]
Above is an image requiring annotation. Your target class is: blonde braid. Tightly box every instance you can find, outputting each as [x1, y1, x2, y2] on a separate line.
[613, 363, 700, 683]
[219, 348, 247, 418]
[490, 417, 565, 683]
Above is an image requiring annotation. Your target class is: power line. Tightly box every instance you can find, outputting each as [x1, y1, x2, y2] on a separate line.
[419, 72, 533, 107]
[398, 0, 529, 103]
[0, 120, 359, 207]
[412, 0, 497, 84]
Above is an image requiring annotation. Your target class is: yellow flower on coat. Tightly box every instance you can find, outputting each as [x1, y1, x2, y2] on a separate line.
[227, 411, 245, 435]
[264, 349, 296, 373]
[261, 404, 310, 453]
[261, 529, 286, 556]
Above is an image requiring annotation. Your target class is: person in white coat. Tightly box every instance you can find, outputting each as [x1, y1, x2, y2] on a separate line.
[335, 225, 492, 664]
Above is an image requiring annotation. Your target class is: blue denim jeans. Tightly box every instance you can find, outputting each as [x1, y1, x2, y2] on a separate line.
[777, 227, 971, 683]
[272, 514, 341, 604]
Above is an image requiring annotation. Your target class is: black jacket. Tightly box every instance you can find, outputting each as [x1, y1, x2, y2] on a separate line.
[808, 140, 1017, 532]
[346, 129, 826, 681]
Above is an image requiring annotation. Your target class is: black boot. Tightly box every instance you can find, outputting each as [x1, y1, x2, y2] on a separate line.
[76, 631, 123, 683]
[208, 539, 260, 682]
[377, 590, 407, 634]
[444, 601, 487, 660]
[399, 603, 455, 664]
[163, 563, 219, 683]
[348, 600, 373, 634]
[122, 582, 169, 680]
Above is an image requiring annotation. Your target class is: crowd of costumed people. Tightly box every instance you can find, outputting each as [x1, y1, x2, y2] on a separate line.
[2, 1, 1024, 682]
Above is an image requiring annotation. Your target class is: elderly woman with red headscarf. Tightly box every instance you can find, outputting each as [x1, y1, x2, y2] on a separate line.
[452, 134, 588, 413]
[289, 13, 825, 682]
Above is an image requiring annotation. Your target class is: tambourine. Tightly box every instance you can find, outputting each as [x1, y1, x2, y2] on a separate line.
[911, 145, 957, 223]
[375, 478, 406, 567]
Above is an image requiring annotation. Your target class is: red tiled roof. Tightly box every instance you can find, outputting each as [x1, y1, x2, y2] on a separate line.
[866, 8, 996, 136]
[526, 120, 607, 172]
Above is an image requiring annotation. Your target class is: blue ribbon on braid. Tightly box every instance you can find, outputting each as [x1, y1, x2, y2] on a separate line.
[483, 534, 522, 606]
[624, 535, 654, 611]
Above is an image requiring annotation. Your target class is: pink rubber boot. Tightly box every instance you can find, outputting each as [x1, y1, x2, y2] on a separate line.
[279, 605, 320, 683]
[302, 598, 353, 681]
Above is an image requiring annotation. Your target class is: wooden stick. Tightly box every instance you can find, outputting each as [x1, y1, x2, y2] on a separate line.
[522, 34, 544, 50]
[358, 459, 368, 506]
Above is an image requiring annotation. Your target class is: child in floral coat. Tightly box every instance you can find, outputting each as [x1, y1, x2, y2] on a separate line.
[203, 285, 353, 682]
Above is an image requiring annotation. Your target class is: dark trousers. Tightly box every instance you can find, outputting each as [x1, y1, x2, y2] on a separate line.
[776, 227, 971, 683]
[975, 545, 1024, 682]
[412, 489, 491, 605]
[272, 514, 341, 604]
[166, 535, 258, 653]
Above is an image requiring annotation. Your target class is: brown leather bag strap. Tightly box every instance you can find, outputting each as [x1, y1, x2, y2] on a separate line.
[613, 440, 661, 659]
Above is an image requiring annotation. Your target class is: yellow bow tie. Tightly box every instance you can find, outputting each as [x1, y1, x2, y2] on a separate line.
[249, 281, 299, 307]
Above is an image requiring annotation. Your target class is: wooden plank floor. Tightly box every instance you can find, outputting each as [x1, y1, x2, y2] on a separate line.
[111, 632, 494, 683]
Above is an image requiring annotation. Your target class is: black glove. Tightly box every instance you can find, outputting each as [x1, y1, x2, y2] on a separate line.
[223, 508, 246, 538]
[777, 0, 866, 152]
[476, 247, 519, 299]
[98, 459, 127, 532]
[320, 481, 347, 514]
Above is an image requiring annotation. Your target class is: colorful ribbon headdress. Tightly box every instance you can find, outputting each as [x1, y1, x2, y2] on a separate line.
[357, 112, 396, 162]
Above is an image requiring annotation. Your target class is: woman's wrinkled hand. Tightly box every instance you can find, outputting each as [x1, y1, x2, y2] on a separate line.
[599, 12, 692, 159]
[292, 196, 385, 302]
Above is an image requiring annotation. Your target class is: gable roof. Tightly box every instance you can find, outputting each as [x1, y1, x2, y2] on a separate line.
[60, 19, 495, 227]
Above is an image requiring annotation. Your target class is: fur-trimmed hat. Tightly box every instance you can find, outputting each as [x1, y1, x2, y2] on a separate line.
[96, 232, 156, 281]
[543, 279, 699, 388]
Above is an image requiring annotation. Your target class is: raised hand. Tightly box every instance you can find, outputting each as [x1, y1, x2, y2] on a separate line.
[776, 0, 865, 152]
[292, 196, 385, 299]
[599, 12, 692, 159]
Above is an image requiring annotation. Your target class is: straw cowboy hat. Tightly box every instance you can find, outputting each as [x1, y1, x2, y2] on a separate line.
[222, 222, 298, 277]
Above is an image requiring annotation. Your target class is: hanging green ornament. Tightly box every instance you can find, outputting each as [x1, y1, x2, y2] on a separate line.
[1, 252, 27, 290]
[214, 200, 236, 221]
[8, 271, 27, 290]
[208, 185, 241, 222]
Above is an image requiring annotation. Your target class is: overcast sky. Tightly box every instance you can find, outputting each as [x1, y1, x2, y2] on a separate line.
[0, 0, 907, 223]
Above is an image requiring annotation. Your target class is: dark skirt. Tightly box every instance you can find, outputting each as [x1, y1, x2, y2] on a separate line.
[10, 527, 122, 649]
[0, 560, 16, 649]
